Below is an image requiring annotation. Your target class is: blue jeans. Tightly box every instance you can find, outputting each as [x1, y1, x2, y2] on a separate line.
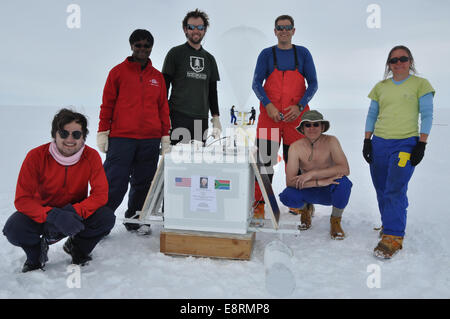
[370, 135, 417, 237]
[279, 176, 352, 210]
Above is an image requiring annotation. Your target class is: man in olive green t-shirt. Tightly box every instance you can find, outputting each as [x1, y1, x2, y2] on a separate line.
[162, 9, 222, 145]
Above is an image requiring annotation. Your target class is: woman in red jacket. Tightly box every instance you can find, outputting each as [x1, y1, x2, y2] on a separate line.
[97, 29, 170, 231]
[3, 109, 115, 272]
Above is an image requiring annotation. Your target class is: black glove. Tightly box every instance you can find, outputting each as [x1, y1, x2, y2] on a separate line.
[410, 141, 426, 166]
[362, 138, 372, 164]
[46, 204, 85, 237]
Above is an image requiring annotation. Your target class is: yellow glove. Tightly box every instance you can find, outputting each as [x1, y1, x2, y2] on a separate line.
[96, 130, 110, 153]
[210, 116, 222, 139]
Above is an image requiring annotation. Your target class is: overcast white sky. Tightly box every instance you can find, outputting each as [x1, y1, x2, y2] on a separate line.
[1, 0, 449, 113]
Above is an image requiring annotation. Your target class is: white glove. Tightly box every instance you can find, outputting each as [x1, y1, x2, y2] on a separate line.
[161, 135, 171, 154]
[96, 130, 110, 153]
[210, 116, 222, 139]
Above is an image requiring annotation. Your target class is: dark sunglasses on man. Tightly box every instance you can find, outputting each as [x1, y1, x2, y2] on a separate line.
[187, 24, 205, 31]
[304, 123, 321, 128]
[276, 25, 294, 31]
[58, 129, 83, 140]
[388, 56, 409, 64]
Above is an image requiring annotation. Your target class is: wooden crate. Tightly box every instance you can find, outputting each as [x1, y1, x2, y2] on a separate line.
[160, 229, 255, 260]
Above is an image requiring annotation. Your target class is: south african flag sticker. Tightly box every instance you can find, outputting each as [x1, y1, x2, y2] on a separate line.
[215, 179, 231, 190]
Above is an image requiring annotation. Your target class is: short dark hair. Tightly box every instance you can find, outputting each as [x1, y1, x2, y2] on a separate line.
[129, 29, 154, 47]
[51, 108, 89, 139]
[275, 15, 294, 27]
[182, 9, 209, 30]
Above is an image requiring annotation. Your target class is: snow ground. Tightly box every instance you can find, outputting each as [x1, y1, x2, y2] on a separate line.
[0, 106, 449, 299]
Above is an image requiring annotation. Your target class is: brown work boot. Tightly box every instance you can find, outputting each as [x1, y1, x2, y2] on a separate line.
[253, 202, 265, 220]
[330, 216, 345, 240]
[373, 234, 403, 259]
[298, 203, 314, 230]
[290, 205, 315, 216]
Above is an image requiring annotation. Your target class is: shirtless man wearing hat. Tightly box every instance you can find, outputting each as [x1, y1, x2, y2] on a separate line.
[278, 110, 352, 239]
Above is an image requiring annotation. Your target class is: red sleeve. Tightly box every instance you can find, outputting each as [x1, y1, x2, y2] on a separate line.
[14, 150, 52, 223]
[72, 149, 109, 219]
[159, 74, 171, 136]
[98, 68, 119, 132]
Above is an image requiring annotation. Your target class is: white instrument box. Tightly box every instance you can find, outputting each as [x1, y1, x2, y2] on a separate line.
[163, 145, 254, 234]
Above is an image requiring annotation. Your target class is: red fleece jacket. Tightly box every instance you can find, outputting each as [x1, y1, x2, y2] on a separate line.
[14, 143, 109, 223]
[98, 57, 170, 139]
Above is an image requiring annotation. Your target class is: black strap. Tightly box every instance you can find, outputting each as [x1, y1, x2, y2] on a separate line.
[272, 45, 299, 70]
[272, 46, 278, 69]
[293, 44, 299, 70]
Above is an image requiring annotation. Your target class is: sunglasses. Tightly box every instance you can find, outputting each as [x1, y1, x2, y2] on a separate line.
[58, 129, 83, 140]
[276, 25, 294, 31]
[187, 24, 206, 31]
[388, 56, 409, 64]
[133, 43, 151, 49]
[304, 123, 321, 128]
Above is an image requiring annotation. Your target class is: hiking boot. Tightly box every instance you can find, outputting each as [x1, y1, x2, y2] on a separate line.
[124, 209, 139, 230]
[298, 203, 314, 230]
[124, 209, 146, 231]
[289, 207, 301, 215]
[253, 202, 265, 220]
[22, 261, 44, 273]
[289, 205, 315, 216]
[63, 237, 92, 266]
[373, 234, 403, 259]
[330, 216, 345, 240]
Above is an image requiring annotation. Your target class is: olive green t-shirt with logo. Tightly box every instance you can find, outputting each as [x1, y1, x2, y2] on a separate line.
[368, 75, 435, 139]
[162, 42, 220, 119]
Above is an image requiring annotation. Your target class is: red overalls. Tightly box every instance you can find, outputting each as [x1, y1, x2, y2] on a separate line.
[255, 46, 310, 202]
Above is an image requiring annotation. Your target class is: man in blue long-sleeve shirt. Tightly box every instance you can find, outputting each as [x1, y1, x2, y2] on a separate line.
[252, 14, 318, 220]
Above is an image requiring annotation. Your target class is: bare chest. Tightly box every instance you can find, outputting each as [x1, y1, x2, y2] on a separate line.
[298, 138, 333, 171]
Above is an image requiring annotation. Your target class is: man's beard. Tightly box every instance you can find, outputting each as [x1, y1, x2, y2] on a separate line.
[186, 33, 203, 45]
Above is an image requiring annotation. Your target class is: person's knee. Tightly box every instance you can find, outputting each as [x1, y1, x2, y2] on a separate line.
[336, 176, 352, 194]
[332, 176, 353, 208]
[3, 212, 40, 247]
[92, 206, 116, 232]
[279, 187, 303, 208]
[103, 207, 116, 231]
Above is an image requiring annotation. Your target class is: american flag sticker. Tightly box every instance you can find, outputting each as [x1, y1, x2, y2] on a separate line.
[215, 179, 231, 190]
[175, 177, 191, 187]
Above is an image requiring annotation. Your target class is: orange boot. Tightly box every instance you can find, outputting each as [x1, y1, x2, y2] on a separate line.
[253, 201, 265, 219]
[374, 234, 403, 259]
[290, 204, 314, 230]
[330, 216, 345, 240]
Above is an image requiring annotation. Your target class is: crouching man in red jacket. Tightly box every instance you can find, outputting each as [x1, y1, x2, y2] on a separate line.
[3, 109, 115, 272]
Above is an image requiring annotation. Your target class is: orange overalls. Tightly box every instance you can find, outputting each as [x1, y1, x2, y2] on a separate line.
[255, 46, 309, 203]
